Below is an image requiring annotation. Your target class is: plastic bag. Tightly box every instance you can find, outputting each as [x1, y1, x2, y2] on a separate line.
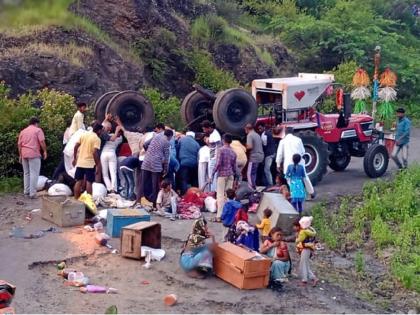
[204, 196, 217, 213]
[48, 183, 73, 196]
[37, 176, 49, 191]
[79, 192, 97, 214]
[92, 183, 107, 200]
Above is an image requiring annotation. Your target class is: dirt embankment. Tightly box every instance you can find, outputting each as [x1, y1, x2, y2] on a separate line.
[0, 27, 143, 103]
[0, 0, 295, 102]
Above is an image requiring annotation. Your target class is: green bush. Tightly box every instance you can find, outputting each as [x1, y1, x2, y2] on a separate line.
[188, 50, 239, 92]
[0, 177, 22, 194]
[141, 88, 183, 130]
[371, 215, 393, 248]
[0, 82, 76, 178]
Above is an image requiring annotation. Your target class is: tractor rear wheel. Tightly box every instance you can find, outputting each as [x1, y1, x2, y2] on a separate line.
[297, 130, 329, 185]
[106, 90, 154, 132]
[181, 91, 214, 132]
[363, 144, 389, 178]
[94, 91, 119, 123]
[329, 154, 351, 171]
[212, 88, 257, 136]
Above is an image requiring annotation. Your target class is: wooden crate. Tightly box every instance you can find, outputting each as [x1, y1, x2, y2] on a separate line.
[120, 222, 161, 259]
[213, 242, 271, 290]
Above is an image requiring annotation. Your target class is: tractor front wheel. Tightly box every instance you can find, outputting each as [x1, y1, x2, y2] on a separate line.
[297, 130, 329, 186]
[363, 144, 389, 178]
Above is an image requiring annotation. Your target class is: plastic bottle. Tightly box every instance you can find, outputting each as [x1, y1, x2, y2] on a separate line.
[79, 285, 118, 294]
[68, 272, 85, 282]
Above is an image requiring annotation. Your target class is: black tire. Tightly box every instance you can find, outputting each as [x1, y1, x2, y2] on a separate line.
[329, 154, 351, 171]
[181, 91, 214, 132]
[106, 91, 154, 132]
[212, 88, 258, 136]
[363, 144, 389, 178]
[297, 130, 329, 185]
[94, 91, 119, 123]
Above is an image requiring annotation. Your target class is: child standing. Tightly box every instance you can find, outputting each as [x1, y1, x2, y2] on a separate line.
[221, 189, 242, 240]
[285, 154, 306, 214]
[296, 216, 318, 286]
[256, 208, 272, 241]
[260, 227, 291, 282]
[156, 180, 180, 221]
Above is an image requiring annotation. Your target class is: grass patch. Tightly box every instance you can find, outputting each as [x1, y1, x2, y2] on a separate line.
[0, 0, 141, 65]
[0, 177, 22, 194]
[0, 42, 93, 67]
[191, 14, 275, 67]
[310, 166, 420, 292]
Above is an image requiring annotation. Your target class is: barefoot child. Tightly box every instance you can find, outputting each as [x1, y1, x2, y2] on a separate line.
[260, 227, 291, 283]
[296, 216, 318, 286]
[256, 208, 272, 241]
[156, 180, 179, 220]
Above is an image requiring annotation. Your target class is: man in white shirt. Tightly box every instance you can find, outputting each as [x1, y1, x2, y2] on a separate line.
[69, 103, 87, 137]
[276, 126, 315, 197]
[201, 120, 221, 192]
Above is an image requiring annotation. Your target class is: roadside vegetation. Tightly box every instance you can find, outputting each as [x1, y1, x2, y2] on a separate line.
[312, 166, 420, 293]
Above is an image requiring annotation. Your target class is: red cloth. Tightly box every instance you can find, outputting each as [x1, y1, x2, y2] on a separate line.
[118, 143, 132, 157]
[235, 208, 248, 223]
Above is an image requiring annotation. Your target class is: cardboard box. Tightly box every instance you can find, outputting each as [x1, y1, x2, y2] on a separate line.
[213, 242, 271, 290]
[106, 208, 150, 238]
[257, 192, 299, 235]
[121, 221, 161, 259]
[42, 196, 85, 227]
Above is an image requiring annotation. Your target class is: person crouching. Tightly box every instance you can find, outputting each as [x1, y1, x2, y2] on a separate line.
[156, 180, 179, 221]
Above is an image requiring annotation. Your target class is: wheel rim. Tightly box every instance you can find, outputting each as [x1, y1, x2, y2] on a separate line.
[303, 145, 319, 175]
[227, 101, 249, 123]
[118, 103, 143, 129]
[373, 152, 385, 171]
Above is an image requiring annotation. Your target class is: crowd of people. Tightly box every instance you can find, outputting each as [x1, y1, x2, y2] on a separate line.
[16, 102, 411, 289]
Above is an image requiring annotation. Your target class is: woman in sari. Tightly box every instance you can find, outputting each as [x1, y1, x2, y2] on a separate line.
[180, 218, 216, 279]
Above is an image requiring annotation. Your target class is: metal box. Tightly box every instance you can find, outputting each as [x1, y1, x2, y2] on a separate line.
[106, 208, 150, 238]
[42, 196, 85, 227]
[256, 192, 299, 235]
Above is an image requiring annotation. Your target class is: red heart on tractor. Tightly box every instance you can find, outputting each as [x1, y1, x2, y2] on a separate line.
[294, 90, 305, 101]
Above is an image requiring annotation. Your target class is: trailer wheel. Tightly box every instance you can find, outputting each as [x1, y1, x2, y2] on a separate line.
[297, 130, 329, 185]
[106, 91, 154, 132]
[213, 88, 257, 136]
[329, 154, 351, 171]
[181, 91, 214, 132]
[94, 91, 119, 123]
[363, 144, 389, 178]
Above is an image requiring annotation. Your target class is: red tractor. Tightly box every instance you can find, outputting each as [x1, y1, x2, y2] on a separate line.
[181, 73, 390, 185]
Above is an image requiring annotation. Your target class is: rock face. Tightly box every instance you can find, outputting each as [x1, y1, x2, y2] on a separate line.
[0, 28, 143, 103]
[0, 0, 296, 102]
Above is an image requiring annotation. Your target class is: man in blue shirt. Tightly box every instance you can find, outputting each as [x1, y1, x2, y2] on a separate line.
[177, 131, 200, 195]
[392, 108, 411, 169]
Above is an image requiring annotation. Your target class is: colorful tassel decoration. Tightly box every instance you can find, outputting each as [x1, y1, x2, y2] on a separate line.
[378, 101, 394, 121]
[352, 68, 370, 87]
[351, 68, 370, 114]
[379, 68, 397, 87]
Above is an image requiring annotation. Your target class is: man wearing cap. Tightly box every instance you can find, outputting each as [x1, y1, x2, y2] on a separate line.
[392, 108, 411, 169]
[176, 130, 200, 195]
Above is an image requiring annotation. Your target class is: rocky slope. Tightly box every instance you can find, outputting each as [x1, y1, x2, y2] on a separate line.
[0, 0, 295, 102]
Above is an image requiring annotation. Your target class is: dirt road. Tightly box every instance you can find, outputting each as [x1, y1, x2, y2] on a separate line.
[1, 129, 419, 314]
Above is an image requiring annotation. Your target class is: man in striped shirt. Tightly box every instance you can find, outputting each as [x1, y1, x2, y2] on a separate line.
[138, 128, 173, 205]
[211, 133, 238, 221]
